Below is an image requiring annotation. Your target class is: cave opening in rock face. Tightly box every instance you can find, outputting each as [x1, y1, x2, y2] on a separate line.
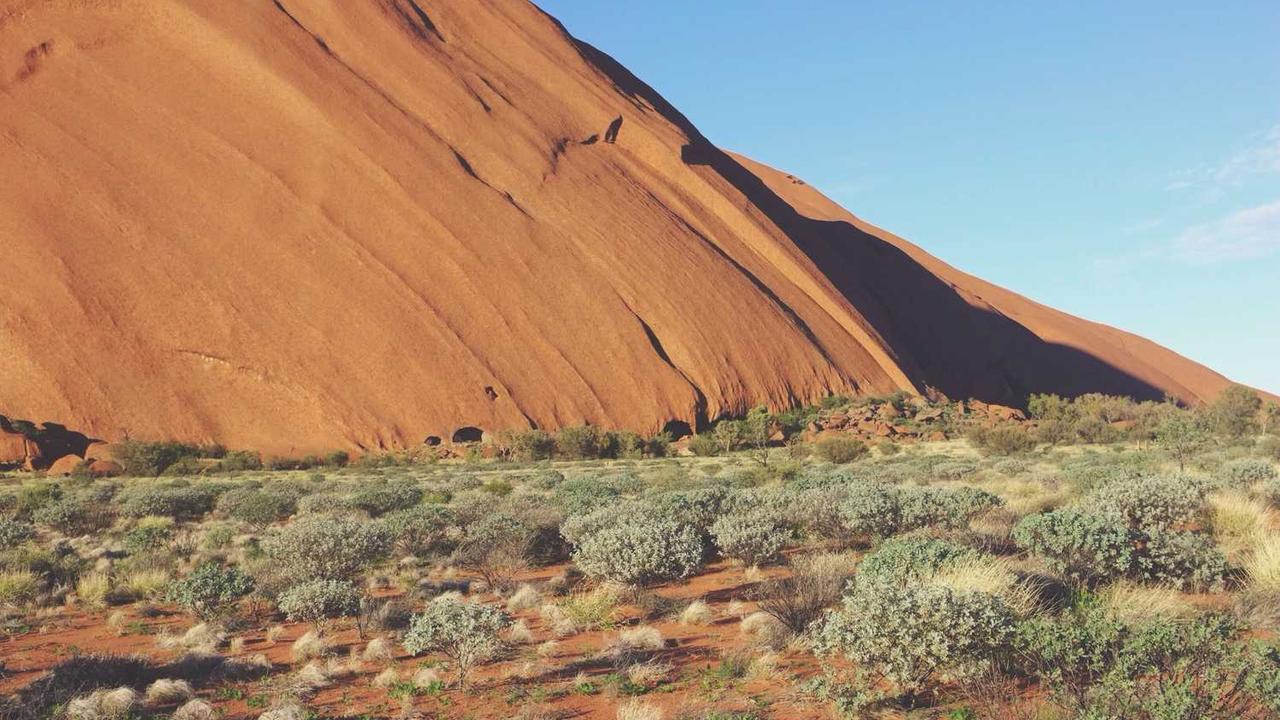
[423, 435, 442, 447]
[662, 419, 692, 440]
[451, 426, 484, 443]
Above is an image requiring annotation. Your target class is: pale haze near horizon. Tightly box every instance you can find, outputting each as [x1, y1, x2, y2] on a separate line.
[538, 0, 1280, 394]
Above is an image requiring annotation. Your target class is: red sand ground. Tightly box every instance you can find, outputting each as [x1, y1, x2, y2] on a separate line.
[0, 561, 833, 719]
[0, 0, 1240, 455]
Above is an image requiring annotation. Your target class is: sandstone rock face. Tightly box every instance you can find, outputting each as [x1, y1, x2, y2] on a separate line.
[0, 0, 1244, 454]
[1, 431, 32, 467]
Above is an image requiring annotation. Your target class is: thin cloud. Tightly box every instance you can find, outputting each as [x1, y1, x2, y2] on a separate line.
[1173, 199, 1280, 263]
[1167, 123, 1280, 197]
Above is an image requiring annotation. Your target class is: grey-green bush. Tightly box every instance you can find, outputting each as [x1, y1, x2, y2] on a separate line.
[117, 485, 218, 520]
[709, 511, 789, 566]
[165, 562, 254, 619]
[261, 515, 391, 583]
[572, 515, 703, 586]
[0, 519, 34, 549]
[812, 582, 1015, 701]
[277, 579, 361, 625]
[1012, 509, 1134, 586]
[1134, 528, 1228, 591]
[1218, 458, 1277, 487]
[402, 599, 510, 687]
[1090, 475, 1206, 530]
[215, 488, 295, 527]
[856, 536, 982, 588]
[380, 504, 459, 557]
[350, 482, 423, 517]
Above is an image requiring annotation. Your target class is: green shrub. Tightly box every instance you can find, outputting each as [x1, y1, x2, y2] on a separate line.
[813, 582, 1015, 703]
[1017, 609, 1280, 718]
[165, 562, 254, 619]
[277, 579, 361, 625]
[836, 482, 902, 539]
[554, 425, 611, 460]
[551, 478, 620, 515]
[709, 511, 789, 566]
[647, 486, 734, 531]
[573, 515, 704, 586]
[297, 492, 352, 515]
[14, 483, 61, 519]
[114, 440, 202, 476]
[402, 599, 510, 687]
[261, 515, 391, 583]
[324, 450, 350, 467]
[1012, 509, 1134, 586]
[1133, 528, 1228, 591]
[967, 423, 1037, 455]
[1090, 475, 1206, 530]
[451, 513, 535, 591]
[856, 536, 982, 588]
[496, 429, 556, 461]
[814, 436, 869, 464]
[123, 517, 174, 555]
[117, 485, 218, 520]
[897, 486, 1003, 530]
[31, 497, 113, 535]
[380, 504, 459, 557]
[350, 482, 423, 517]
[0, 570, 40, 605]
[1219, 458, 1277, 487]
[688, 434, 719, 457]
[0, 519, 34, 549]
[215, 488, 295, 527]
[209, 450, 263, 473]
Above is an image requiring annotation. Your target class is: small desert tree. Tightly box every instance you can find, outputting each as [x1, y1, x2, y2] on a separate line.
[402, 599, 510, 688]
[1204, 385, 1262, 441]
[1155, 409, 1210, 472]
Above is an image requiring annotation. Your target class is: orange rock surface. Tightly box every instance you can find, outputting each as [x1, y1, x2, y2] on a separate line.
[0, 0, 1238, 454]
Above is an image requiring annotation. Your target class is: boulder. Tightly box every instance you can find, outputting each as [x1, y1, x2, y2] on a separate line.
[84, 442, 122, 463]
[46, 454, 83, 476]
[88, 459, 124, 477]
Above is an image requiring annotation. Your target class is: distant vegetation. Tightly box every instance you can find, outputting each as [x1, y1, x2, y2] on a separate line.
[1, 385, 1279, 718]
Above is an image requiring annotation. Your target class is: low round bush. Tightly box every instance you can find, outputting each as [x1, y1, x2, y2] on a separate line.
[350, 482, 423, 517]
[1218, 458, 1277, 487]
[261, 515, 391, 583]
[1012, 509, 1134, 586]
[837, 482, 902, 539]
[123, 517, 174, 555]
[710, 511, 789, 566]
[216, 488, 295, 527]
[31, 497, 113, 535]
[1134, 528, 1228, 591]
[856, 536, 982, 588]
[572, 516, 704, 586]
[0, 519, 34, 549]
[551, 478, 621, 516]
[380, 504, 460, 556]
[297, 492, 352, 515]
[812, 582, 1015, 700]
[165, 562, 254, 619]
[403, 599, 510, 687]
[277, 579, 361, 624]
[647, 486, 735, 530]
[1090, 475, 1206, 530]
[897, 486, 1003, 531]
[814, 436, 869, 464]
[117, 485, 218, 520]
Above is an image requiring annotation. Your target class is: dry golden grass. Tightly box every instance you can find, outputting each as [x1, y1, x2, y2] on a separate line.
[923, 555, 1042, 617]
[1096, 581, 1196, 625]
[1245, 534, 1280, 593]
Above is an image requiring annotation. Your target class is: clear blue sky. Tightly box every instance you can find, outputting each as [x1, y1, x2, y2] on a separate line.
[538, 0, 1280, 394]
